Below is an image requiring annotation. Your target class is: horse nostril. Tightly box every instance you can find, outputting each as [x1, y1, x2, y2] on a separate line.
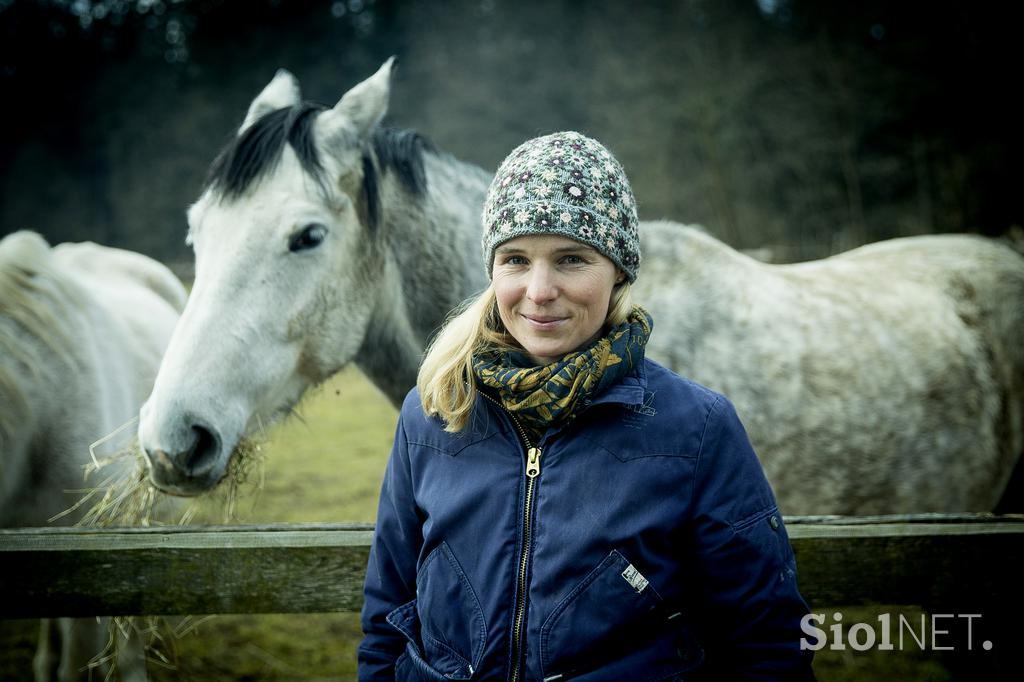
[183, 424, 220, 477]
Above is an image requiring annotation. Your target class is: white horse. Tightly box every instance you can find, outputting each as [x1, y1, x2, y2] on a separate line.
[1, 230, 185, 680]
[137, 60, 1024, 516]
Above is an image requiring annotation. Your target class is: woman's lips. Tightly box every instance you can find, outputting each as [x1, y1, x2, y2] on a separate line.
[522, 314, 566, 331]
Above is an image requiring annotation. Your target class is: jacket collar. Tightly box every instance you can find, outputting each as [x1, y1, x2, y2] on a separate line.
[583, 357, 649, 409]
[473, 359, 651, 446]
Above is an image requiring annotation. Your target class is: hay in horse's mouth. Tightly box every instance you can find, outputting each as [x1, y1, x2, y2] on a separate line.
[49, 424, 268, 677]
[52, 423, 266, 527]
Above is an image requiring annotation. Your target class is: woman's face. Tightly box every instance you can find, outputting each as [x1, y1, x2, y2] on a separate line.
[492, 234, 621, 365]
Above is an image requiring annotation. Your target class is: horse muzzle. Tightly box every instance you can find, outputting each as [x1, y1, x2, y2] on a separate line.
[142, 422, 229, 496]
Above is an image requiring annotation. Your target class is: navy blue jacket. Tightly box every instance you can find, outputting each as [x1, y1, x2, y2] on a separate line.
[359, 359, 814, 681]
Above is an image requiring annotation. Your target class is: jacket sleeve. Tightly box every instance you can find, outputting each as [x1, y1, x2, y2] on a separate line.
[358, 408, 423, 680]
[688, 395, 815, 681]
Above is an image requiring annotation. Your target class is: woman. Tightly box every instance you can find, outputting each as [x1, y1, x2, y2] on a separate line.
[359, 131, 814, 681]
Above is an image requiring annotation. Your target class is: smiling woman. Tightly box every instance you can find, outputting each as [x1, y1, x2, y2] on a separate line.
[362, 132, 815, 681]
[492, 235, 622, 364]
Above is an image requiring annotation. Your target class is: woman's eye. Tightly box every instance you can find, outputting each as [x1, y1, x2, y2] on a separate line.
[289, 223, 327, 252]
[561, 254, 585, 265]
[504, 255, 527, 266]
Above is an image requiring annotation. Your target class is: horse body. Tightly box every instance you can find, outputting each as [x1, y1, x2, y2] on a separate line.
[138, 61, 1024, 516]
[637, 223, 1024, 513]
[1, 230, 185, 679]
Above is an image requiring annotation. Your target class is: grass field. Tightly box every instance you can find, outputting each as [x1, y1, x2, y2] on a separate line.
[1, 368, 958, 680]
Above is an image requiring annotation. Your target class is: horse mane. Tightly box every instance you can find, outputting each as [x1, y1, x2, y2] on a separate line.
[0, 232, 80, 450]
[204, 103, 433, 230]
[371, 127, 432, 197]
[205, 103, 327, 201]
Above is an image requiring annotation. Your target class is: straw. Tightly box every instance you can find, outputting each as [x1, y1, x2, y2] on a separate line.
[54, 418, 269, 677]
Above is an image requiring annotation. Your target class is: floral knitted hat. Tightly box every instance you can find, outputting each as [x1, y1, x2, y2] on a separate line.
[481, 131, 641, 282]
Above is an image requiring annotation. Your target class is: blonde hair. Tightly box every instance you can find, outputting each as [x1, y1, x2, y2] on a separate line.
[417, 282, 634, 432]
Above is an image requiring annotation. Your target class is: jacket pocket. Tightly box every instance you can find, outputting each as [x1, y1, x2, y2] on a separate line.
[540, 550, 702, 680]
[388, 601, 475, 681]
[731, 504, 795, 572]
[387, 541, 485, 680]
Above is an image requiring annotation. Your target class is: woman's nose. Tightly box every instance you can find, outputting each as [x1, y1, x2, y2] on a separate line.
[526, 267, 557, 304]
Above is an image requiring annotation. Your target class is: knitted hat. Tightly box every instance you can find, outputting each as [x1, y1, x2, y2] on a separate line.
[482, 131, 641, 282]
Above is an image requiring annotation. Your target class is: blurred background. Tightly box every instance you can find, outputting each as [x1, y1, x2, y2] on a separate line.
[1, 0, 1021, 266]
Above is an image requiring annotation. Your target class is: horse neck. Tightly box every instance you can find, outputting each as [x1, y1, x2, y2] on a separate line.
[0, 262, 94, 522]
[0, 247, 80, 446]
[356, 151, 492, 405]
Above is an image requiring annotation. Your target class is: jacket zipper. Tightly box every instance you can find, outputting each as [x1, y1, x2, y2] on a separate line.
[480, 391, 542, 682]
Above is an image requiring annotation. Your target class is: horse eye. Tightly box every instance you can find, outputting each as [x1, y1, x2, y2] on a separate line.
[289, 223, 327, 253]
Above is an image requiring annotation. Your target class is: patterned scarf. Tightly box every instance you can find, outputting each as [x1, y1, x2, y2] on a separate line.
[473, 306, 653, 439]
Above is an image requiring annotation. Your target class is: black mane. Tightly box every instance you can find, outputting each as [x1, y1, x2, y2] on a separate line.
[371, 127, 432, 197]
[205, 103, 327, 201]
[204, 103, 434, 230]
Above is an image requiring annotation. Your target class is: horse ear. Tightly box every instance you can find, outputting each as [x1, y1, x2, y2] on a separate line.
[240, 69, 302, 134]
[320, 57, 395, 140]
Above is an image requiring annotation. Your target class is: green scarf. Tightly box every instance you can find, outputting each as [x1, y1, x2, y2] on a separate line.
[473, 306, 653, 440]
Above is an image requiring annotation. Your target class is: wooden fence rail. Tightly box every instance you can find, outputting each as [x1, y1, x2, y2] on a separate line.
[2, 514, 1023, 619]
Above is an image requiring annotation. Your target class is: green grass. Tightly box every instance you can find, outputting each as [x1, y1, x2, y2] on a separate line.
[188, 367, 397, 525]
[1, 368, 963, 679]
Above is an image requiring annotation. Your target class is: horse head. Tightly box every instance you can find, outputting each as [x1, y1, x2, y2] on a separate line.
[139, 59, 398, 495]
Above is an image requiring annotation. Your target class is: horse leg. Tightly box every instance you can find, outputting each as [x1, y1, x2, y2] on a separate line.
[115, 620, 148, 682]
[32, 618, 58, 681]
[56, 617, 109, 681]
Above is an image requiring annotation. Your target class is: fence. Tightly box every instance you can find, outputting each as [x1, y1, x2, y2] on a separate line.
[2, 514, 1022, 619]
